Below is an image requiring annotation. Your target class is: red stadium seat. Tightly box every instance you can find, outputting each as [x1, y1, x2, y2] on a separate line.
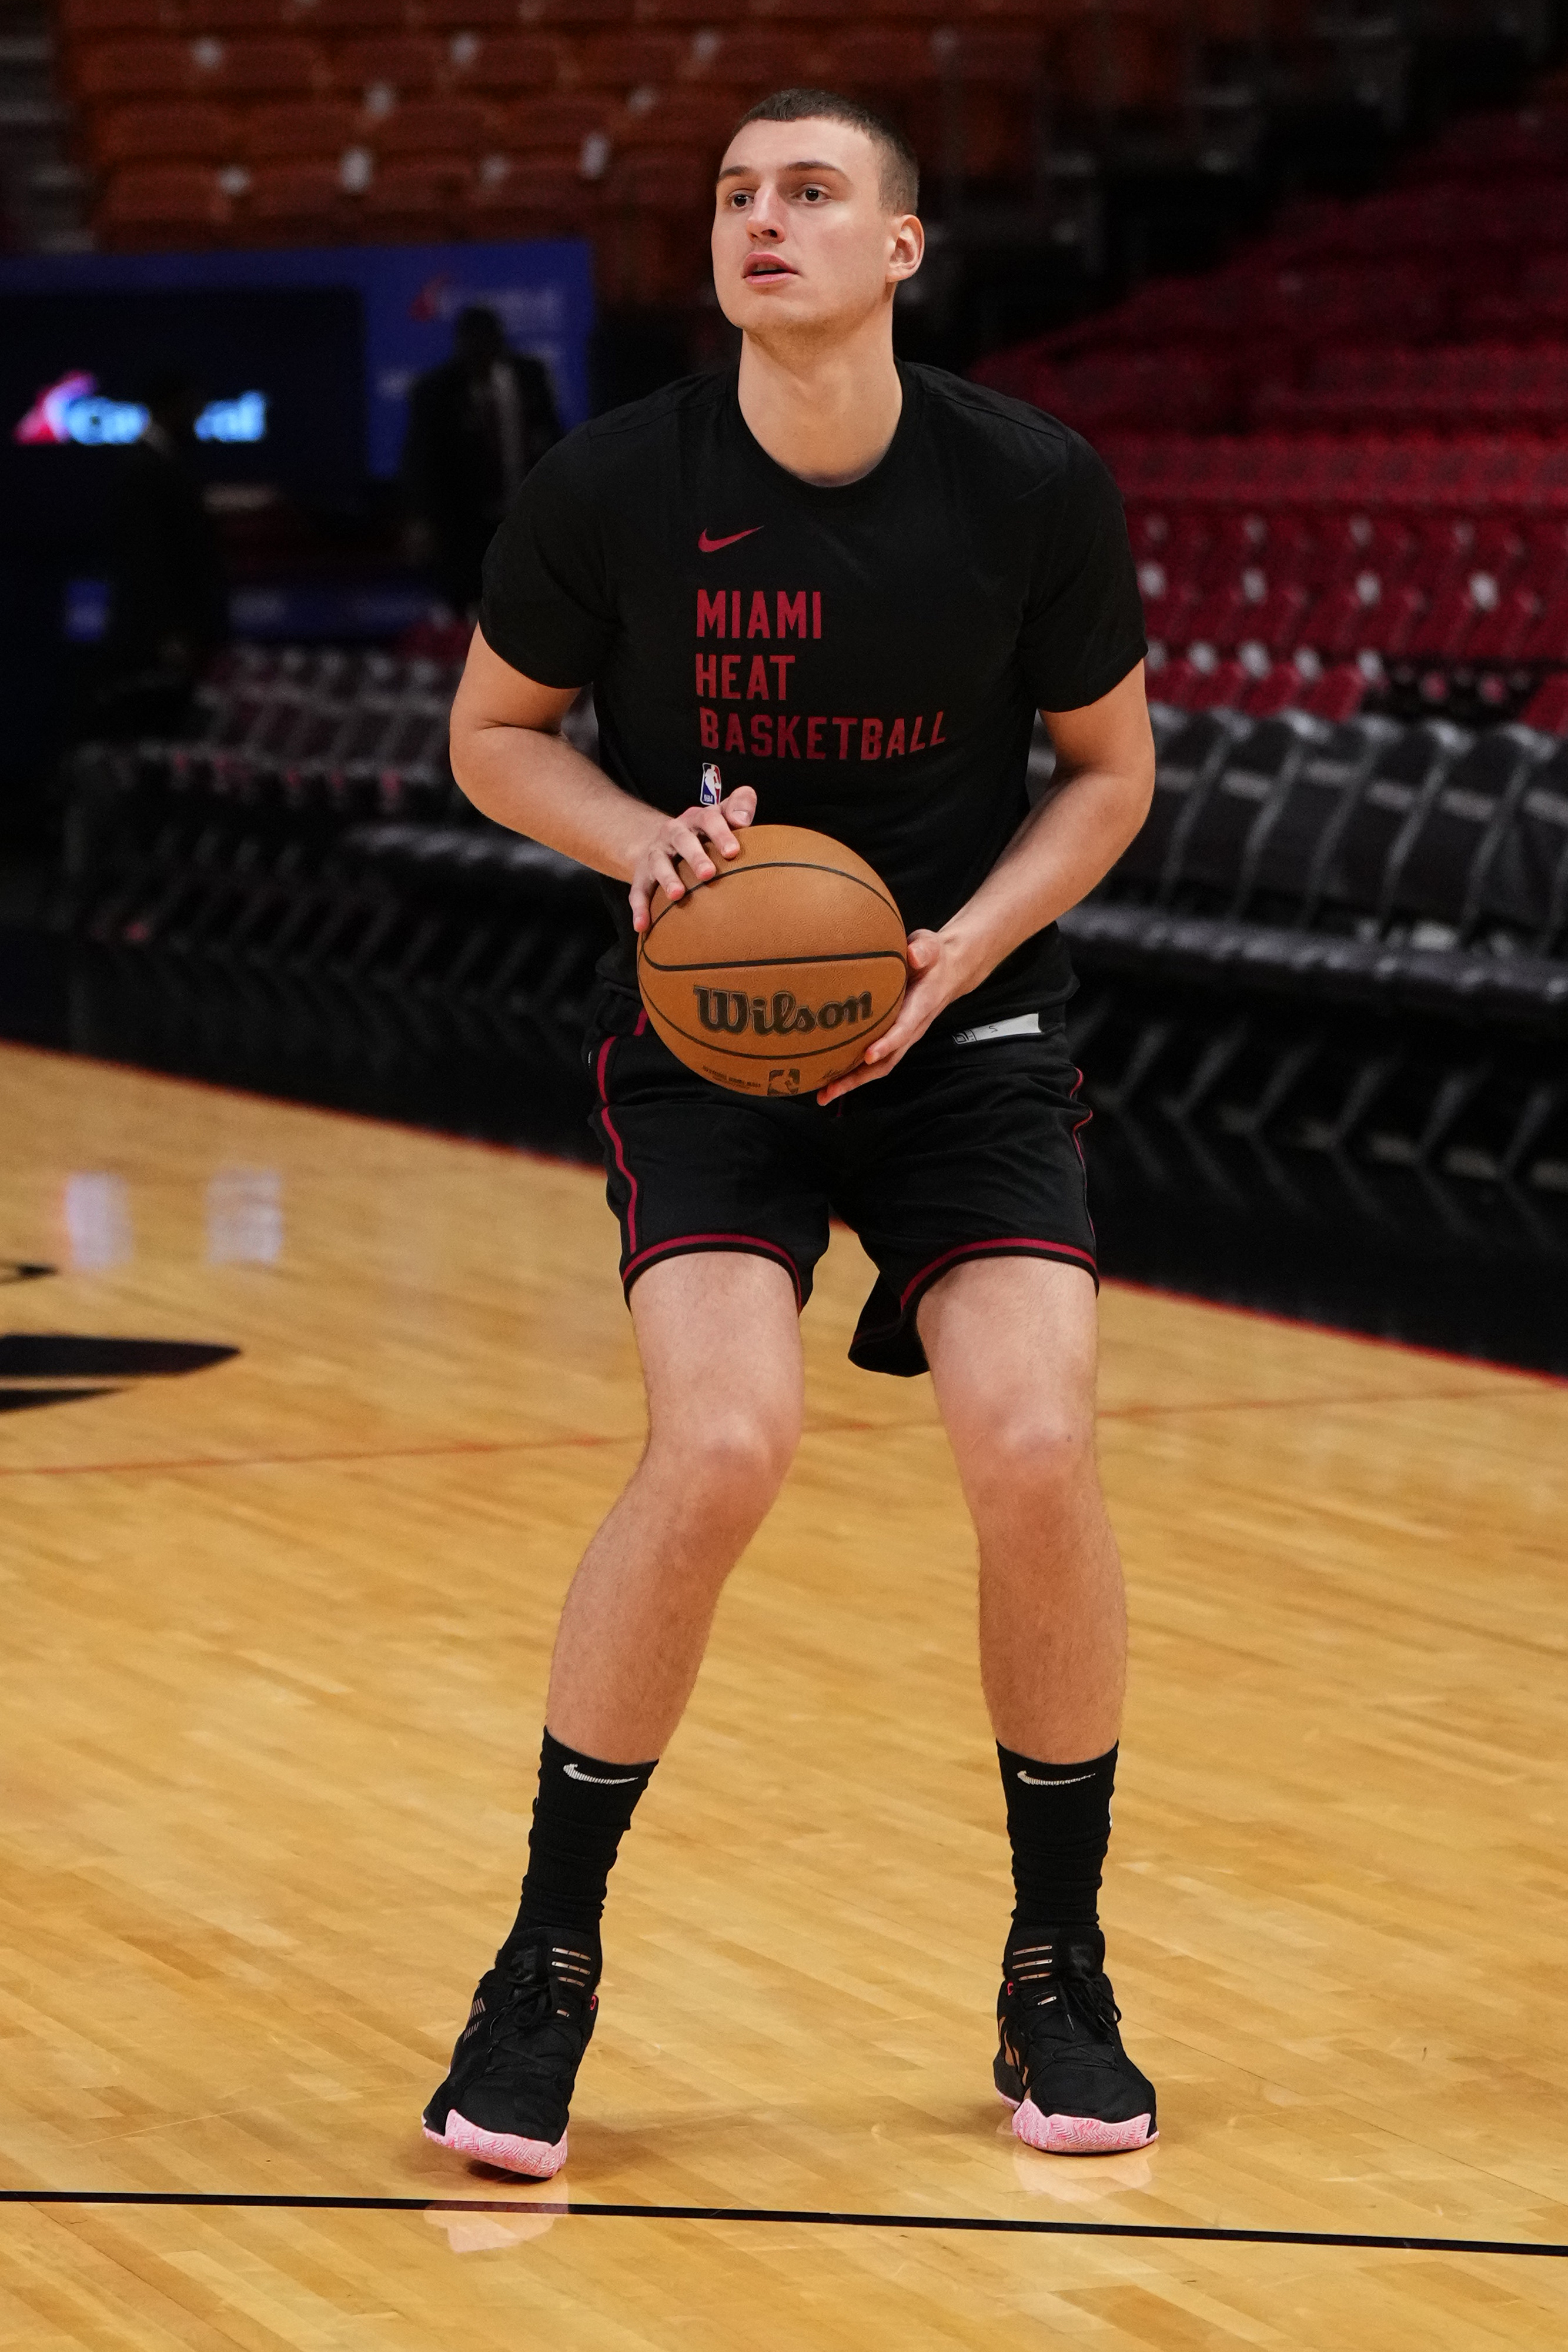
[329, 35, 443, 96]
[372, 97, 500, 158]
[828, 29, 942, 86]
[285, 0, 410, 28]
[609, 87, 738, 152]
[360, 156, 466, 235]
[602, 142, 713, 212]
[192, 39, 325, 99]
[686, 29, 828, 91]
[177, 0, 292, 25]
[241, 99, 361, 161]
[243, 158, 352, 240]
[573, 34, 688, 88]
[465, 155, 596, 233]
[419, 0, 534, 22]
[98, 161, 230, 244]
[61, 0, 170, 31]
[493, 94, 613, 153]
[73, 41, 198, 99]
[446, 35, 561, 93]
[89, 101, 236, 166]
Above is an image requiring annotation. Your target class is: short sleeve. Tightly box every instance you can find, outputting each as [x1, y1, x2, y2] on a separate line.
[479, 426, 616, 687]
[1017, 432, 1147, 713]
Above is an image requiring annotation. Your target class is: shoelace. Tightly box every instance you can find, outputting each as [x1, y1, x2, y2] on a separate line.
[489, 1945, 596, 2074]
[1008, 1943, 1122, 2042]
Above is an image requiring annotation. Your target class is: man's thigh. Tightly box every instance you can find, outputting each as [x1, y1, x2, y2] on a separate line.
[917, 1253, 1100, 1449]
[630, 1250, 804, 1439]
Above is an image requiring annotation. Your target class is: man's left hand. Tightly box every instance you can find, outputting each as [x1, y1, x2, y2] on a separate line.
[817, 929, 968, 1105]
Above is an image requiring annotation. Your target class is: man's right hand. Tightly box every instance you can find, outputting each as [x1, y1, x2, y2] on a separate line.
[628, 787, 758, 934]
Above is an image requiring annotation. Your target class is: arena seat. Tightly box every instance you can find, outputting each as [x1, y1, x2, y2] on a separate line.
[98, 161, 230, 243]
[61, 0, 170, 29]
[360, 157, 466, 235]
[193, 39, 325, 101]
[444, 35, 563, 95]
[371, 98, 499, 161]
[89, 101, 235, 167]
[464, 156, 594, 235]
[243, 157, 352, 240]
[240, 99, 360, 162]
[573, 32, 688, 90]
[329, 35, 443, 98]
[73, 40, 198, 100]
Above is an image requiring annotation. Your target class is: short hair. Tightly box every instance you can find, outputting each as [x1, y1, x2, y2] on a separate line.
[730, 87, 920, 215]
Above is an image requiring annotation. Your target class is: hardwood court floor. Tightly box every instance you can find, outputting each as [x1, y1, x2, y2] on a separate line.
[2, 1040, 1566, 2350]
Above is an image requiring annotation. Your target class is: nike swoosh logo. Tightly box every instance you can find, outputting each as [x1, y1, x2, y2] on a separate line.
[563, 1762, 641, 1785]
[1017, 1769, 1095, 1786]
[698, 526, 762, 553]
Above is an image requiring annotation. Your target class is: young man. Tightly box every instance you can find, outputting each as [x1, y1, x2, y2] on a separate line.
[424, 88, 1158, 2179]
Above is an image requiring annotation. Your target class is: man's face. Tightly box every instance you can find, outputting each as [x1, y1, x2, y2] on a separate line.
[711, 116, 921, 339]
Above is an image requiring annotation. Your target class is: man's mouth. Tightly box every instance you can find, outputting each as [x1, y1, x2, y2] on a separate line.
[743, 256, 796, 281]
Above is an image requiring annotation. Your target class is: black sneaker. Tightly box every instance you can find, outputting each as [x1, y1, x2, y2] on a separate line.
[994, 1926, 1157, 2154]
[423, 1932, 599, 2178]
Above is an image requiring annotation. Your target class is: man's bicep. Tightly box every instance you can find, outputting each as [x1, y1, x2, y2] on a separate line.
[453, 626, 581, 734]
[1041, 662, 1155, 782]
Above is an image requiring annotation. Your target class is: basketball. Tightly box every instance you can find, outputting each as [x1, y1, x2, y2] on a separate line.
[636, 824, 908, 1096]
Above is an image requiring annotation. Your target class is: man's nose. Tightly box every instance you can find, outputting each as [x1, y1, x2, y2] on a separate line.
[747, 185, 785, 236]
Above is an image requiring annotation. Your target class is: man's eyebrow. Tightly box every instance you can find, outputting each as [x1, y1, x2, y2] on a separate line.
[716, 158, 849, 181]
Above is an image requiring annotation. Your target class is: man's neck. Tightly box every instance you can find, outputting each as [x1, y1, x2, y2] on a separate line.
[736, 316, 903, 488]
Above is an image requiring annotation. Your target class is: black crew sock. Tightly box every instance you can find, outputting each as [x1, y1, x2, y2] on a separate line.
[997, 1741, 1117, 1938]
[500, 1730, 657, 1961]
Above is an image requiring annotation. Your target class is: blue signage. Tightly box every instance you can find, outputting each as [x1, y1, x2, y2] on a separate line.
[0, 237, 593, 479]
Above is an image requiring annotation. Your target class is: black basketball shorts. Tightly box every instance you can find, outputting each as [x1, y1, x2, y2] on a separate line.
[586, 988, 1096, 1379]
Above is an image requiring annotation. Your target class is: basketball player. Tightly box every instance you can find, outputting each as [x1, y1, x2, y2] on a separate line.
[424, 89, 1158, 2177]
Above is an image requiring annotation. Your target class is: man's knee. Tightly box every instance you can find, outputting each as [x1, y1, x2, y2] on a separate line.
[649, 1399, 800, 1516]
[956, 1402, 1098, 1511]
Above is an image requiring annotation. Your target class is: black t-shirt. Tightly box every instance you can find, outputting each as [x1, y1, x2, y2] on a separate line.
[480, 360, 1145, 1028]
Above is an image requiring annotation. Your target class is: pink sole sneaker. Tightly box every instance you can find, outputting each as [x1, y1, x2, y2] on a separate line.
[423, 2111, 569, 2178]
[1000, 2090, 1155, 2154]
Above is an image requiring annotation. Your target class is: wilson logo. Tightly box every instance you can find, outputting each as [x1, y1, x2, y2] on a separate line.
[694, 987, 874, 1037]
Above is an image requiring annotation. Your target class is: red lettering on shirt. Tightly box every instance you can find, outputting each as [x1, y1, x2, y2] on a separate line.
[697, 589, 726, 639]
[806, 717, 825, 760]
[777, 591, 807, 639]
[731, 590, 741, 639]
[770, 654, 795, 699]
[750, 713, 773, 756]
[885, 717, 907, 757]
[860, 717, 882, 760]
[747, 591, 771, 640]
[695, 654, 717, 697]
[721, 654, 740, 699]
[700, 708, 719, 749]
[775, 713, 800, 757]
[931, 710, 946, 744]
[725, 711, 745, 753]
[746, 656, 770, 700]
[833, 716, 855, 758]
[909, 714, 926, 753]
[811, 591, 822, 639]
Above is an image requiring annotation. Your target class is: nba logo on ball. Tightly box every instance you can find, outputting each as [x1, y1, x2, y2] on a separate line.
[699, 764, 722, 806]
[768, 1068, 800, 1094]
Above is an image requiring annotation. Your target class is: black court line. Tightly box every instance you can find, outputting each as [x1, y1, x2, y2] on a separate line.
[3, 2191, 1564, 2257]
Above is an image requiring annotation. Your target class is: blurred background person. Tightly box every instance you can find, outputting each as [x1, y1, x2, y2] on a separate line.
[401, 305, 562, 617]
[94, 366, 229, 740]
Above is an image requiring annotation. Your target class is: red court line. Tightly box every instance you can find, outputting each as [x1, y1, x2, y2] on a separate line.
[0, 1386, 1529, 1479]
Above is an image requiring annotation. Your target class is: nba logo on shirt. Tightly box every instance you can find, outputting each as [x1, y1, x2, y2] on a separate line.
[699, 764, 722, 806]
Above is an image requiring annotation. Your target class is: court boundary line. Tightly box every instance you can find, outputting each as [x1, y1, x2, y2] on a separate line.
[0, 1387, 1523, 1481]
[3, 2189, 1564, 2257]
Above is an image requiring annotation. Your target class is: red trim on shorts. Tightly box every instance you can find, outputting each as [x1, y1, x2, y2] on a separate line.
[595, 1035, 640, 1254]
[898, 1237, 1099, 1312]
[623, 1232, 804, 1311]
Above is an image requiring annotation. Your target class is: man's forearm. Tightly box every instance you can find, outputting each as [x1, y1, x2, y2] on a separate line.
[454, 718, 658, 884]
[938, 765, 1152, 997]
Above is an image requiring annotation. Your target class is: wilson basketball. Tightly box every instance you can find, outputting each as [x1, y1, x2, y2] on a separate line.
[636, 824, 907, 1096]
